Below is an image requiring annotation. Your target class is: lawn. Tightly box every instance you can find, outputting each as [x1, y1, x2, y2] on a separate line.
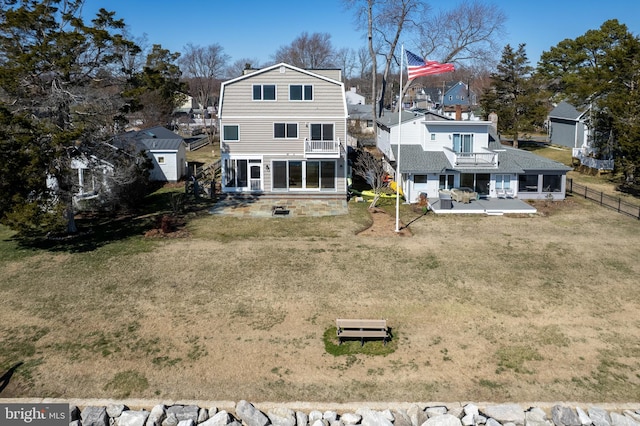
[1, 192, 640, 402]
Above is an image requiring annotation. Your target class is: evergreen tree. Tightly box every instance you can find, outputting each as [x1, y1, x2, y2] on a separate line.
[479, 44, 548, 148]
[537, 19, 640, 185]
[0, 1, 149, 234]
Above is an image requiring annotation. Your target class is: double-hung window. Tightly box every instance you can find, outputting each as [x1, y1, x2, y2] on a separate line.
[289, 84, 313, 101]
[274, 123, 298, 139]
[252, 84, 276, 100]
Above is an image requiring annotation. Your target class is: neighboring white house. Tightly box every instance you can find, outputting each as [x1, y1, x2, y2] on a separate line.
[217, 63, 349, 199]
[377, 111, 573, 204]
[345, 87, 366, 105]
[116, 126, 187, 182]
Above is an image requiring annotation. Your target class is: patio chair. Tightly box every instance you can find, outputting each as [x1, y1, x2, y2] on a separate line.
[496, 188, 506, 198]
[504, 188, 515, 198]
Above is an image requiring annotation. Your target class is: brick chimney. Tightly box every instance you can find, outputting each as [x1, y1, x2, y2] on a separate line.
[455, 104, 462, 120]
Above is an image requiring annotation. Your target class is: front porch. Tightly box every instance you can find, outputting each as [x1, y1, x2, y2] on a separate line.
[427, 196, 537, 215]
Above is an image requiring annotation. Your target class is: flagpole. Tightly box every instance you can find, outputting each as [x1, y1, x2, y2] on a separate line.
[395, 44, 404, 233]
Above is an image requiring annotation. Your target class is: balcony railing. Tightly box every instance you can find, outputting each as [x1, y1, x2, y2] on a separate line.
[443, 148, 497, 167]
[304, 138, 341, 157]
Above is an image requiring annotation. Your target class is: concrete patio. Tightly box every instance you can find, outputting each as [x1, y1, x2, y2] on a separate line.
[209, 194, 349, 218]
[428, 197, 537, 215]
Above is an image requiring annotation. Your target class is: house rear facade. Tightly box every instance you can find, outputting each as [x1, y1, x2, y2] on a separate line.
[377, 111, 572, 203]
[218, 63, 348, 198]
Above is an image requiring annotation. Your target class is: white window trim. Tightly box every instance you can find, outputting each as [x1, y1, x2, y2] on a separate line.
[309, 123, 335, 141]
[274, 122, 299, 139]
[252, 84, 277, 101]
[222, 124, 240, 142]
[289, 84, 314, 101]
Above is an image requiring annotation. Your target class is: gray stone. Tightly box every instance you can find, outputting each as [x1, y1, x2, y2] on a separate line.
[82, 406, 109, 426]
[624, 412, 640, 424]
[268, 407, 297, 426]
[408, 404, 428, 426]
[296, 411, 309, 426]
[228, 421, 242, 426]
[324, 411, 339, 423]
[342, 413, 362, 426]
[575, 408, 591, 426]
[465, 406, 480, 418]
[357, 408, 394, 426]
[526, 408, 551, 426]
[588, 408, 611, 426]
[461, 414, 474, 426]
[70, 421, 82, 426]
[552, 406, 581, 426]
[611, 413, 640, 426]
[166, 406, 199, 423]
[310, 420, 327, 426]
[208, 408, 218, 418]
[330, 421, 342, 426]
[200, 411, 230, 426]
[162, 413, 179, 426]
[70, 406, 81, 422]
[176, 421, 195, 426]
[486, 418, 502, 426]
[119, 411, 150, 426]
[235, 400, 269, 426]
[393, 410, 412, 426]
[108, 405, 128, 419]
[426, 408, 448, 418]
[423, 414, 463, 426]
[381, 410, 394, 422]
[146, 405, 166, 426]
[198, 408, 209, 424]
[476, 415, 487, 425]
[309, 411, 324, 423]
[483, 405, 525, 426]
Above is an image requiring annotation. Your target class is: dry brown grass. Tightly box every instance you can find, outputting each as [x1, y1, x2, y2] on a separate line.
[1, 196, 640, 402]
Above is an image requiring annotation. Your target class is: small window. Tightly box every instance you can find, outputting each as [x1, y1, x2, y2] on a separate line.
[274, 123, 298, 139]
[223, 125, 239, 141]
[290, 84, 313, 101]
[253, 84, 276, 100]
[157, 156, 165, 165]
[430, 134, 436, 141]
[414, 175, 428, 184]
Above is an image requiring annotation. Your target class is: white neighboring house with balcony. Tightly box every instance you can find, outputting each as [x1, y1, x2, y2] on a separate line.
[377, 110, 572, 204]
[217, 63, 348, 198]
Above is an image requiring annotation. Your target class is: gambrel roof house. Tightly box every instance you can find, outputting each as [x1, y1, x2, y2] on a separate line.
[377, 111, 572, 205]
[217, 63, 349, 202]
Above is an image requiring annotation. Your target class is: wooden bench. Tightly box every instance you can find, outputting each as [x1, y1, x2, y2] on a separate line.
[336, 318, 389, 346]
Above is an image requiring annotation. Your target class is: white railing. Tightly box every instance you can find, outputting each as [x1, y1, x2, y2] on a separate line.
[573, 148, 614, 171]
[443, 148, 497, 167]
[304, 138, 341, 157]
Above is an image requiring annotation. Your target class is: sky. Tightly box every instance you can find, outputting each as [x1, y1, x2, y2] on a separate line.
[80, 0, 640, 68]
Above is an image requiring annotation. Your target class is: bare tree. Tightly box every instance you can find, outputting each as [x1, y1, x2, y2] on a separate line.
[345, 0, 506, 114]
[273, 32, 336, 69]
[334, 47, 357, 81]
[179, 43, 230, 140]
[224, 57, 262, 79]
[353, 149, 387, 208]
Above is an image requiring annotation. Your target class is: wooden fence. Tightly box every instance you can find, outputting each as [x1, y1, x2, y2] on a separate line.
[567, 178, 640, 220]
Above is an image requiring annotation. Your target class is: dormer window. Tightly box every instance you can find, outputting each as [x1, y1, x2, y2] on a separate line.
[453, 133, 473, 153]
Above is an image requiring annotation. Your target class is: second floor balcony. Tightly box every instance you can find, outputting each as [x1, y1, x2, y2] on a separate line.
[443, 147, 498, 168]
[304, 138, 341, 158]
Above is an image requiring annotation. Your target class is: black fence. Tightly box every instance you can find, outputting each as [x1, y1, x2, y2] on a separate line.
[567, 178, 640, 220]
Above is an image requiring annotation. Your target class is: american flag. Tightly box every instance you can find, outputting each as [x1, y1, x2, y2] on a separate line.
[406, 50, 455, 80]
